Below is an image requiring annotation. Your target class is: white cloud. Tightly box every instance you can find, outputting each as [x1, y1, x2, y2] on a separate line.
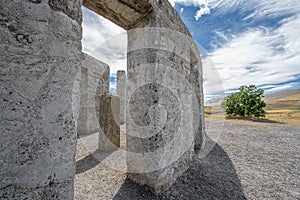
[195, 5, 210, 20]
[168, 0, 224, 20]
[81, 7, 127, 74]
[217, 0, 300, 19]
[88, 32, 127, 74]
[193, 0, 300, 94]
[169, 0, 218, 7]
[169, 0, 300, 20]
[204, 14, 300, 94]
[266, 83, 296, 93]
[214, 31, 229, 41]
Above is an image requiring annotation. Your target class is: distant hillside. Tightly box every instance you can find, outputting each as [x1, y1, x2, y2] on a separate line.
[264, 89, 300, 111]
[264, 89, 300, 101]
[205, 88, 300, 109]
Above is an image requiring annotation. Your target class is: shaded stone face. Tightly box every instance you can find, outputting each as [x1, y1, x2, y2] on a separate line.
[116, 70, 126, 125]
[98, 94, 120, 151]
[77, 54, 110, 136]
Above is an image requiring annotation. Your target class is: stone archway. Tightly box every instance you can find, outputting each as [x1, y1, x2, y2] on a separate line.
[0, 0, 204, 198]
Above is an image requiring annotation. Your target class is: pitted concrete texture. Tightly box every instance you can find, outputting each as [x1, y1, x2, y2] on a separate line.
[191, 66, 206, 150]
[116, 70, 126, 125]
[77, 54, 110, 136]
[0, 0, 82, 199]
[98, 94, 121, 152]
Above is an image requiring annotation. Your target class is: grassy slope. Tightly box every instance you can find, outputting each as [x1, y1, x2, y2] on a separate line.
[264, 89, 300, 125]
[264, 89, 300, 101]
[265, 89, 300, 110]
[205, 89, 300, 126]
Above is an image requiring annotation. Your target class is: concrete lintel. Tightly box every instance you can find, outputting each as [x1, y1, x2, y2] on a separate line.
[83, 0, 153, 30]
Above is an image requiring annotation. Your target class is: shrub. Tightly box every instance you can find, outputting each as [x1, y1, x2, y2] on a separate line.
[221, 85, 266, 118]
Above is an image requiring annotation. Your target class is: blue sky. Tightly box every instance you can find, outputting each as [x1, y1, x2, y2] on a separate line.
[81, 0, 300, 99]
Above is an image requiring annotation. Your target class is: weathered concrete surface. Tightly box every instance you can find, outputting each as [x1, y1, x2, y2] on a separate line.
[190, 61, 205, 150]
[98, 94, 120, 151]
[82, 0, 153, 30]
[0, 0, 82, 199]
[125, 0, 204, 193]
[116, 70, 126, 125]
[77, 54, 110, 136]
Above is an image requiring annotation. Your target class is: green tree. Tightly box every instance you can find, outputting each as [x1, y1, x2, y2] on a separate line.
[222, 85, 266, 117]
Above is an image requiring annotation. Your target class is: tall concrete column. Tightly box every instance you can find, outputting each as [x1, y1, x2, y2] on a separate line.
[0, 1, 82, 199]
[116, 70, 126, 125]
[125, 0, 203, 193]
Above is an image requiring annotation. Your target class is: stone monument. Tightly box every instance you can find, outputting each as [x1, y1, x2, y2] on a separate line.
[0, 0, 204, 198]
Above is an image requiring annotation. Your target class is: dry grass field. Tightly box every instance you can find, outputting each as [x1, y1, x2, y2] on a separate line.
[205, 89, 300, 126]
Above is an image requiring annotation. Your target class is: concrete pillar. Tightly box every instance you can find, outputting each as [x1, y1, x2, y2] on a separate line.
[125, 0, 203, 192]
[0, 0, 82, 199]
[77, 54, 109, 137]
[116, 70, 126, 125]
[98, 94, 120, 151]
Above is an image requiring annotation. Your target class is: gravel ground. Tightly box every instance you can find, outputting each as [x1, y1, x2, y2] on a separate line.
[74, 120, 300, 200]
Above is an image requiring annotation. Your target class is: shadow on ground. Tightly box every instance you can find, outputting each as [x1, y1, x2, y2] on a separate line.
[77, 130, 99, 139]
[76, 149, 114, 174]
[225, 116, 285, 124]
[113, 138, 246, 200]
